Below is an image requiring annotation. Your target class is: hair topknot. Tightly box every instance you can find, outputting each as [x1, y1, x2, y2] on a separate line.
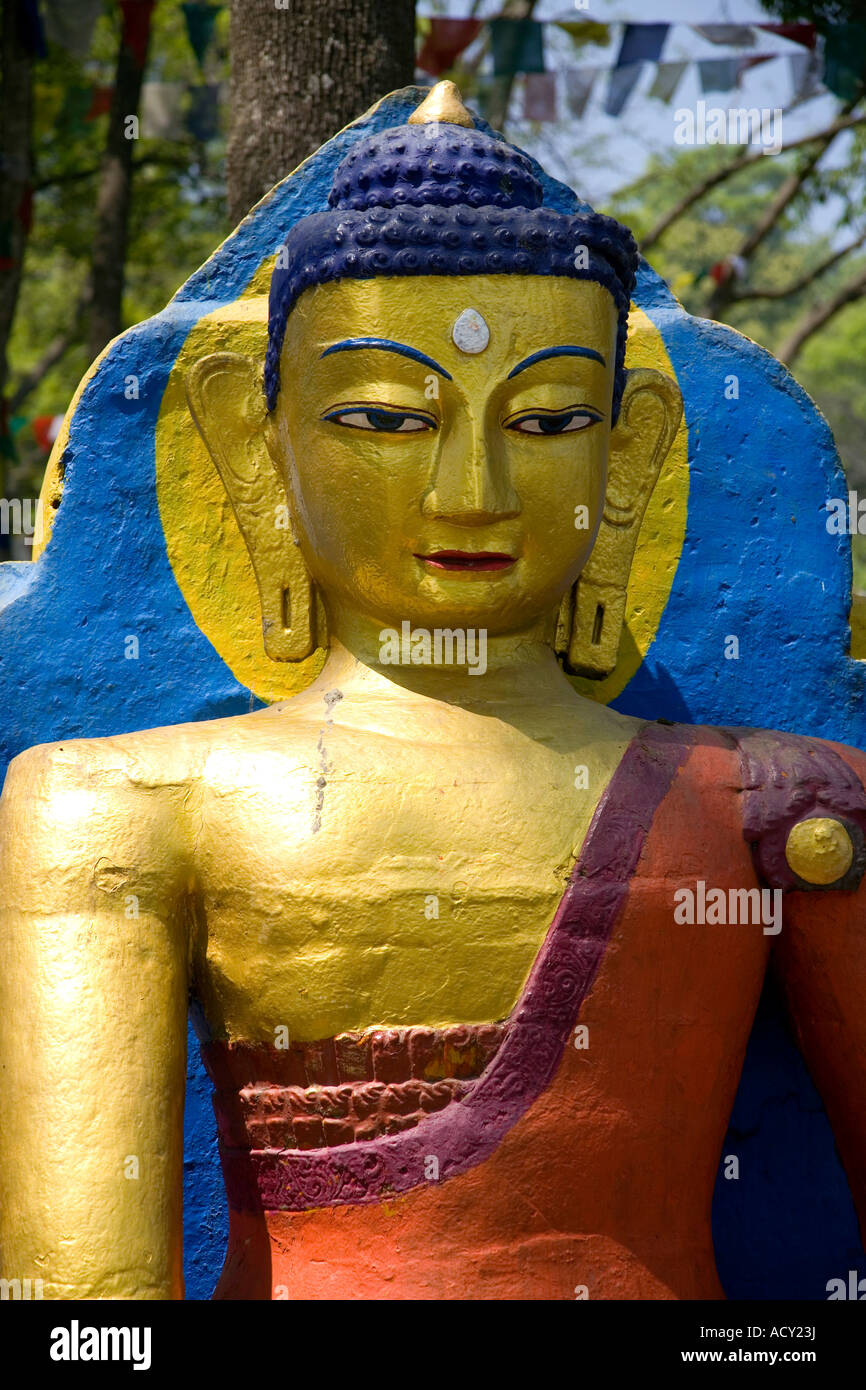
[327, 123, 544, 214]
[266, 114, 639, 421]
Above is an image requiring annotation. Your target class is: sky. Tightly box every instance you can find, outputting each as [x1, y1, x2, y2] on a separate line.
[425, 1, 848, 224]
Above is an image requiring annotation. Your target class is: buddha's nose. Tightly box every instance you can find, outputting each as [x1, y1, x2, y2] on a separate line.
[421, 419, 520, 524]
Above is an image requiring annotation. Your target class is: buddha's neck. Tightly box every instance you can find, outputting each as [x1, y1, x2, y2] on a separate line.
[308, 602, 580, 708]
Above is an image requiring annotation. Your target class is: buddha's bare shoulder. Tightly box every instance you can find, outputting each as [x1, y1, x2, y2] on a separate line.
[0, 715, 292, 899]
[1, 697, 348, 806]
[3, 717, 217, 796]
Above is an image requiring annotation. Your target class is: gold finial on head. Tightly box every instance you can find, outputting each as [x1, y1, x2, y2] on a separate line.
[409, 80, 475, 128]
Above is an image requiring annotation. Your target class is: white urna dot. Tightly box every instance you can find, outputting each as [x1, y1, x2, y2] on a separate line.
[452, 307, 490, 354]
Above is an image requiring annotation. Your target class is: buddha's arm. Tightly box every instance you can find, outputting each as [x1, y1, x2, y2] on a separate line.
[774, 882, 866, 1235]
[0, 740, 191, 1299]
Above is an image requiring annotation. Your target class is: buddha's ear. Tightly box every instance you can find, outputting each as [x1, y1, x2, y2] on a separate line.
[184, 351, 320, 662]
[559, 367, 683, 679]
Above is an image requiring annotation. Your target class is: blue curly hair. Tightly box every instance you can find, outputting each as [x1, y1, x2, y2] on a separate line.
[265, 116, 639, 422]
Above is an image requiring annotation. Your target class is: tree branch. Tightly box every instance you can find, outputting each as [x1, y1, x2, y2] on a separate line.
[778, 262, 866, 364]
[731, 232, 866, 302]
[35, 153, 193, 192]
[8, 289, 91, 413]
[706, 107, 862, 320]
[639, 110, 866, 253]
[737, 148, 830, 264]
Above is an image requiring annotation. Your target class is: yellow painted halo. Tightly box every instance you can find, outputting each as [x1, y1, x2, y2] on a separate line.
[154, 258, 689, 706]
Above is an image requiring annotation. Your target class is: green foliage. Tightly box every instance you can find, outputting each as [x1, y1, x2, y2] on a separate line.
[609, 139, 866, 503]
[759, 1, 866, 31]
[9, 0, 229, 486]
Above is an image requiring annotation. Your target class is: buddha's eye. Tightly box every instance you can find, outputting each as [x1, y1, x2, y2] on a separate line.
[322, 405, 436, 433]
[506, 408, 601, 436]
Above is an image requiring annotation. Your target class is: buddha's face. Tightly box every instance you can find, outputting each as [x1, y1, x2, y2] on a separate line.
[266, 274, 619, 636]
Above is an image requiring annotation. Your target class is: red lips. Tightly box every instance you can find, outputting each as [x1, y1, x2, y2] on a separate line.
[415, 550, 516, 572]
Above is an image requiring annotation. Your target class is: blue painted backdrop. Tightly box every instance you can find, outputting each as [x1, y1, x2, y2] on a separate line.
[1, 88, 863, 1299]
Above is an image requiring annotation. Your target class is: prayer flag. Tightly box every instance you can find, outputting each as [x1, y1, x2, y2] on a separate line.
[32, 416, 64, 453]
[614, 24, 668, 68]
[565, 67, 596, 119]
[787, 51, 822, 102]
[59, 84, 94, 133]
[756, 23, 816, 51]
[181, 3, 223, 70]
[605, 64, 642, 118]
[648, 61, 687, 104]
[41, 0, 102, 59]
[186, 83, 221, 143]
[417, 18, 482, 77]
[523, 72, 557, 122]
[120, 0, 156, 70]
[85, 86, 113, 121]
[698, 58, 741, 94]
[142, 82, 186, 139]
[489, 18, 545, 77]
[693, 25, 755, 48]
[553, 21, 610, 50]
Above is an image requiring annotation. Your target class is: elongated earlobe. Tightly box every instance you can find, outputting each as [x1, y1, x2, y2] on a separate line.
[185, 352, 325, 662]
[557, 367, 683, 678]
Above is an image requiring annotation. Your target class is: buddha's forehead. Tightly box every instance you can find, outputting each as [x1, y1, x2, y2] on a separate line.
[282, 274, 617, 380]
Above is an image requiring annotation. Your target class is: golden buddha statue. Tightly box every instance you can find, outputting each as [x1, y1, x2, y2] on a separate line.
[2, 83, 865, 1301]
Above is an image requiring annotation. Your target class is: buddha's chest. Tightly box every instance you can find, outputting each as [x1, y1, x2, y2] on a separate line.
[192, 719, 628, 1037]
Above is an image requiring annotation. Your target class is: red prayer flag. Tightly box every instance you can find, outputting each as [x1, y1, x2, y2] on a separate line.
[120, 0, 157, 70]
[756, 22, 816, 51]
[86, 86, 114, 121]
[32, 415, 64, 453]
[417, 18, 482, 78]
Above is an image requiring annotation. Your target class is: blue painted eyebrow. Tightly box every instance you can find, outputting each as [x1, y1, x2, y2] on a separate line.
[320, 338, 453, 381]
[507, 345, 606, 379]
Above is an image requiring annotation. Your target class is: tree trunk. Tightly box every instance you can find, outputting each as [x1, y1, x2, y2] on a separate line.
[88, 0, 155, 361]
[0, 0, 34, 554]
[226, 0, 416, 226]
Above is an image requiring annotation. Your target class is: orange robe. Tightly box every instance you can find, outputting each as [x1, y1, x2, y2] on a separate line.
[202, 722, 866, 1299]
